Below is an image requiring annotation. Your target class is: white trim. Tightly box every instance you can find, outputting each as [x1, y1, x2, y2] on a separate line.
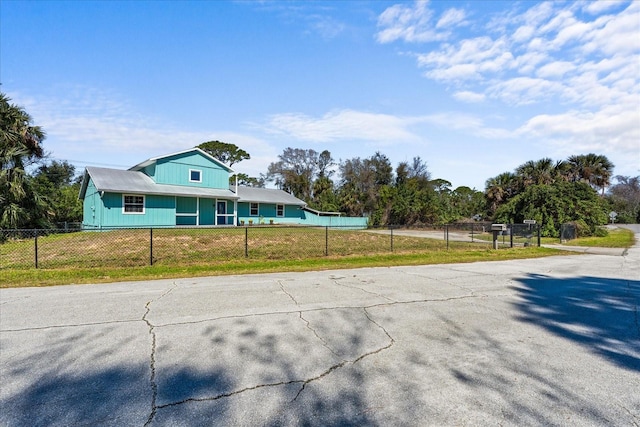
[189, 169, 202, 183]
[250, 202, 259, 216]
[123, 194, 145, 214]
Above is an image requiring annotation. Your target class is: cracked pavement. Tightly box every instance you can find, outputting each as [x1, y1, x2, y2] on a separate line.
[1, 233, 639, 426]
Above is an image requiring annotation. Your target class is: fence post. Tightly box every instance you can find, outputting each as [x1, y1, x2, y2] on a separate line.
[537, 225, 541, 247]
[245, 227, 248, 257]
[510, 224, 514, 248]
[446, 225, 449, 250]
[390, 226, 394, 252]
[325, 226, 329, 256]
[34, 229, 38, 269]
[150, 228, 153, 266]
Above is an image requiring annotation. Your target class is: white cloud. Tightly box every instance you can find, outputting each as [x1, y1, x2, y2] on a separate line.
[417, 36, 514, 82]
[517, 106, 640, 158]
[512, 25, 535, 43]
[8, 87, 277, 175]
[264, 110, 420, 143]
[376, 0, 445, 43]
[396, 0, 639, 116]
[453, 91, 485, 103]
[306, 14, 346, 40]
[263, 108, 515, 146]
[536, 60, 575, 78]
[422, 113, 512, 139]
[436, 8, 466, 29]
[583, 0, 628, 15]
[580, 1, 640, 55]
[487, 77, 566, 105]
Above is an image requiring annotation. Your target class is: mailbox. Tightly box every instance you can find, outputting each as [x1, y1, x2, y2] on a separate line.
[491, 224, 507, 231]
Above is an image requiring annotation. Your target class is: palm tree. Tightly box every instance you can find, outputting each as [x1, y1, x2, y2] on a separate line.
[485, 172, 518, 214]
[567, 154, 614, 195]
[516, 158, 556, 186]
[1, 93, 47, 228]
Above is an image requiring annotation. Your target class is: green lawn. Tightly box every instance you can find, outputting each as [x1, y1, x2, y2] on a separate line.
[0, 226, 600, 288]
[558, 227, 635, 247]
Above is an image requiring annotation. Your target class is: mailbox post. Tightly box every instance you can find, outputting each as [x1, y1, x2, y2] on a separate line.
[491, 224, 506, 249]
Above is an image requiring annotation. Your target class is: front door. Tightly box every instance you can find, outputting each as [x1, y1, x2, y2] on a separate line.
[216, 201, 227, 225]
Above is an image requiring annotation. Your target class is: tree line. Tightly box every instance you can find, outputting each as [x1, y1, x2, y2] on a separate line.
[2, 93, 639, 236]
[249, 145, 637, 236]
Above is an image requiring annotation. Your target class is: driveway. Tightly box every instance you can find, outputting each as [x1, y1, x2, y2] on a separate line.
[1, 233, 639, 426]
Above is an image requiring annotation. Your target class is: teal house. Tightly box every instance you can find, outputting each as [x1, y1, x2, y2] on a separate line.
[79, 148, 367, 229]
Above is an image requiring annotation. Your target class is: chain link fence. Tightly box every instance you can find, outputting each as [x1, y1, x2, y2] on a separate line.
[1, 223, 540, 270]
[560, 223, 578, 243]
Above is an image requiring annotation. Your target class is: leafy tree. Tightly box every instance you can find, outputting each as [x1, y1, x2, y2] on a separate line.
[317, 150, 335, 179]
[32, 160, 83, 225]
[450, 186, 485, 219]
[197, 140, 250, 167]
[485, 172, 518, 215]
[266, 148, 334, 202]
[311, 175, 338, 212]
[337, 153, 393, 224]
[337, 157, 371, 217]
[197, 140, 265, 187]
[234, 172, 265, 188]
[391, 172, 438, 225]
[494, 181, 608, 237]
[606, 175, 640, 223]
[0, 92, 47, 228]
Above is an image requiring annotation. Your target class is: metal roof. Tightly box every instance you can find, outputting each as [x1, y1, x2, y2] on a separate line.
[129, 148, 235, 173]
[80, 167, 307, 206]
[81, 167, 239, 199]
[231, 186, 307, 206]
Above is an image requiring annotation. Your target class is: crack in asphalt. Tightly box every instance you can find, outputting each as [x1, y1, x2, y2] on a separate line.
[299, 311, 342, 358]
[616, 401, 640, 426]
[396, 268, 512, 298]
[149, 293, 482, 329]
[142, 282, 177, 427]
[156, 378, 306, 410]
[330, 277, 396, 302]
[290, 307, 395, 403]
[278, 280, 299, 305]
[28, 278, 479, 422]
[149, 282, 398, 413]
[279, 281, 344, 358]
[0, 319, 140, 333]
[150, 306, 397, 414]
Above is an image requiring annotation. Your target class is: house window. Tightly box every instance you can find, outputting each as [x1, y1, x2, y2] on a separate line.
[250, 202, 259, 216]
[123, 195, 144, 214]
[189, 169, 202, 182]
[276, 204, 284, 217]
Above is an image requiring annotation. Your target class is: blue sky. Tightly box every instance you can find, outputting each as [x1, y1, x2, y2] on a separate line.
[2, 0, 638, 190]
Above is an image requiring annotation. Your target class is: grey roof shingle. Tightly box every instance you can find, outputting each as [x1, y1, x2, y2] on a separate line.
[231, 186, 306, 206]
[80, 167, 307, 206]
[81, 167, 239, 199]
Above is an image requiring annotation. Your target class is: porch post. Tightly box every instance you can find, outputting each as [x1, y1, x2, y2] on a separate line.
[234, 199, 238, 226]
[235, 174, 239, 226]
[196, 197, 200, 226]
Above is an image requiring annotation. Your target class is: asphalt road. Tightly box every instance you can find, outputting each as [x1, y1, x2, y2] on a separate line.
[1, 231, 639, 426]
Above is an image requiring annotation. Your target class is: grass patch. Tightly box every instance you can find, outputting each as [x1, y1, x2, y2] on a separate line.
[562, 227, 635, 248]
[1, 246, 567, 288]
[4, 226, 600, 288]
